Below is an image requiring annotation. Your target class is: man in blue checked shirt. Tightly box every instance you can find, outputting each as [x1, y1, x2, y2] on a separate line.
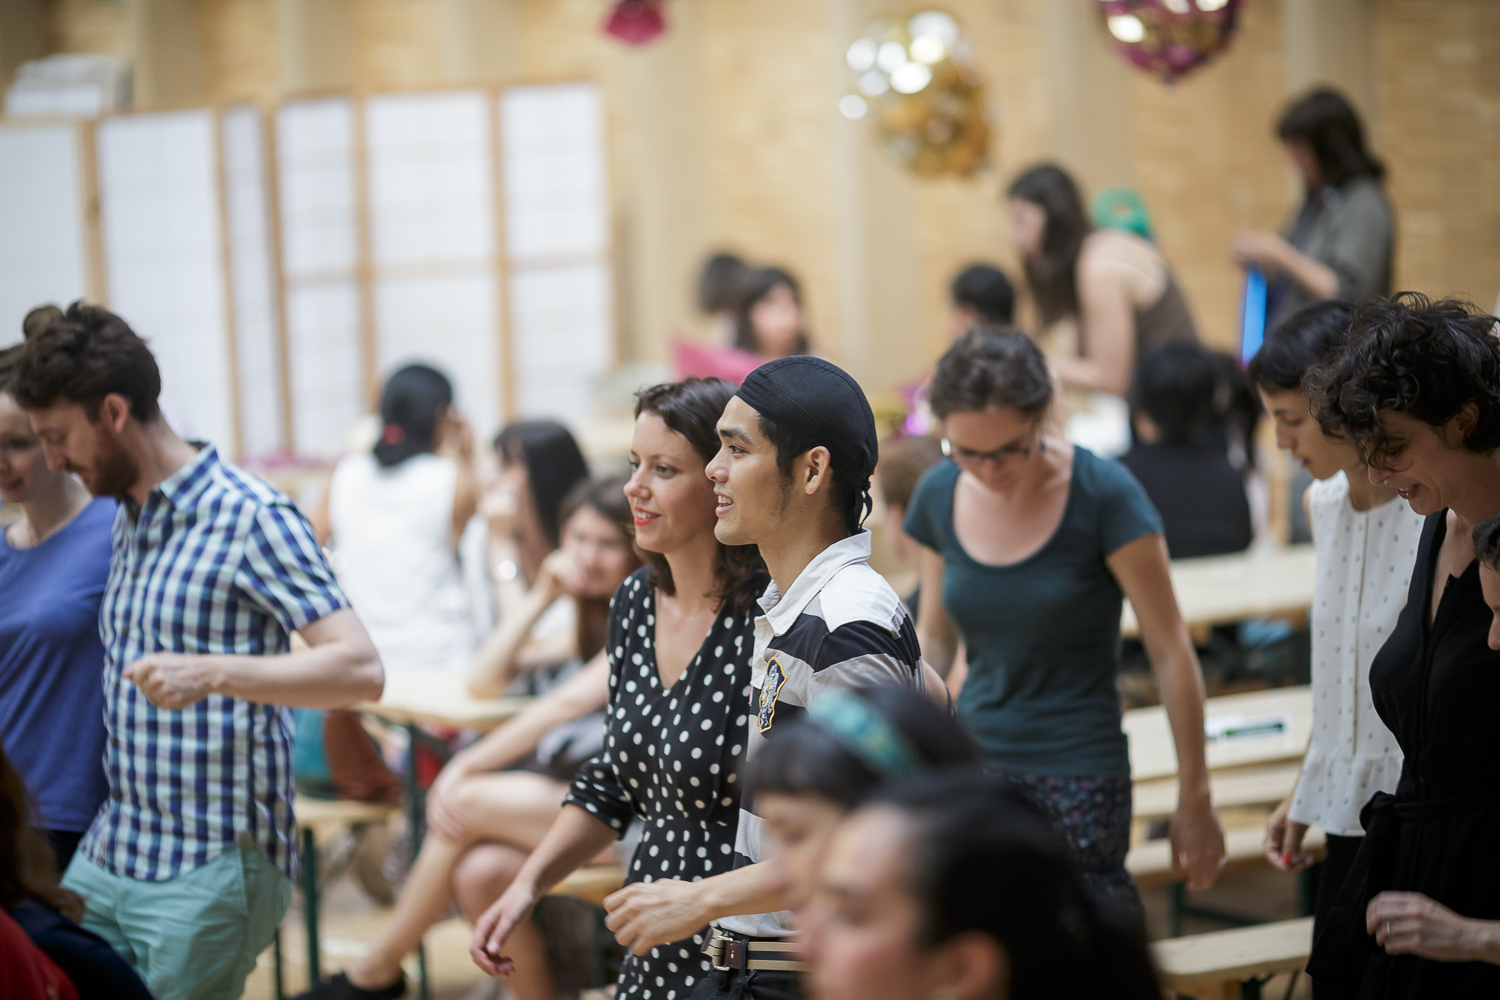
[12, 302, 385, 1000]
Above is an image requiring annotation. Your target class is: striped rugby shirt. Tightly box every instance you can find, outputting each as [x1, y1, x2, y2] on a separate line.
[715, 530, 923, 939]
[79, 445, 349, 882]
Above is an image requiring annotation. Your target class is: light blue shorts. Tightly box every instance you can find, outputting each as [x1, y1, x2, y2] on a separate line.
[62, 838, 292, 1000]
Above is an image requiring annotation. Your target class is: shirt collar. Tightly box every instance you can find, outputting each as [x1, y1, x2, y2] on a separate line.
[136, 442, 217, 518]
[757, 530, 873, 636]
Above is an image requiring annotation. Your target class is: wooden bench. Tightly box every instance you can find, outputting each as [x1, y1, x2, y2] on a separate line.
[1151, 917, 1312, 999]
[550, 865, 627, 907]
[1128, 824, 1326, 891]
[274, 797, 402, 1000]
[1133, 764, 1302, 824]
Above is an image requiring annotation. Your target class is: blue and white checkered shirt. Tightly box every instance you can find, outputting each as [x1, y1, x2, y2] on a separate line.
[78, 445, 348, 882]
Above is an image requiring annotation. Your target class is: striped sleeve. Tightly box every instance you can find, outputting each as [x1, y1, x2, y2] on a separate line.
[235, 502, 349, 633]
[808, 618, 922, 694]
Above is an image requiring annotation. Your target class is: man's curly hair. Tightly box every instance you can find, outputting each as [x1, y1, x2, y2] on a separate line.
[11, 301, 161, 421]
[1306, 293, 1500, 470]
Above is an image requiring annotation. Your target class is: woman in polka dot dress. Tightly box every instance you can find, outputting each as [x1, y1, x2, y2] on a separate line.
[471, 378, 768, 1000]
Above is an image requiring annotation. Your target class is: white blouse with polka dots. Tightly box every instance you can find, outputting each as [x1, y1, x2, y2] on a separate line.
[1289, 472, 1424, 837]
[565, 569, 754, 1000]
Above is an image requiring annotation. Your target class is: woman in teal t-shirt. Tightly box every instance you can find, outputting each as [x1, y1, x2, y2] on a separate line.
[904, 329, 1224, 909]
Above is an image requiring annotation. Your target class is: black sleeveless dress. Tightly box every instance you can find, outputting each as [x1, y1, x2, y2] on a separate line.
[565, 568, 756, 1000]
[1307, 511, 1500, 998]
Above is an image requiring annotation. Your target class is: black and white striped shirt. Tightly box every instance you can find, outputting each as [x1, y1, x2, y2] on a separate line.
[715, 531, 923, 939]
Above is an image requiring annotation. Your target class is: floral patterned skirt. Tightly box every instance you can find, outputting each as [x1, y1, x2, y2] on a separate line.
[1004, 773, 1141, 918]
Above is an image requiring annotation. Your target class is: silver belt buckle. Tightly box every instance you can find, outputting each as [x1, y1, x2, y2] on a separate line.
[704, 929, 741, 972]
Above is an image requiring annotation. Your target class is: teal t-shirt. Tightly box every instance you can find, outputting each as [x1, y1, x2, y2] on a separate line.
[904, 447, 1162, 778]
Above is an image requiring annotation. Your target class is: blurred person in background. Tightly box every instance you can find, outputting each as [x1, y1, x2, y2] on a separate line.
[1008, 163, 1199, 398]
[800, 773, 1161, 1000]
[875, 435, 946, 618]
[296, 477, 639, 1000]
[1120, 342, 1253, 560]
[318, 363, 480, 678]
[947, 264, 1015, 338]
[1, 747, 151, 999]
[0, 321, 113, 873]
[1232, 88, 1392, 333]
[1249, 301, 1419, 994]
[698, 252, 753, 347]
[734, 267, 812, 361]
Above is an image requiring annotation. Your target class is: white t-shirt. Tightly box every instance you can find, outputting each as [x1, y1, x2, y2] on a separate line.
[1289, 472, 1423, 836]
[328, 452, 477, 675]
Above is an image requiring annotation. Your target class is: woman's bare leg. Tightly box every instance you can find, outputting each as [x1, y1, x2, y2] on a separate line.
[342, 773, 568, 989]
[454, 844, 557, 1000]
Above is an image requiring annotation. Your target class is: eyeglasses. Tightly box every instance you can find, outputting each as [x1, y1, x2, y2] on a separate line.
[940, 433, 1040, 468]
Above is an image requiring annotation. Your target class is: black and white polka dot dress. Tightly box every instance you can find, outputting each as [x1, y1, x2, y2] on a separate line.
[565, 568, 754, 1000]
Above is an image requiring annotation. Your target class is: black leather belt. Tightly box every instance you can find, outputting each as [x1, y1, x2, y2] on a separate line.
[703, 929, 807, 972]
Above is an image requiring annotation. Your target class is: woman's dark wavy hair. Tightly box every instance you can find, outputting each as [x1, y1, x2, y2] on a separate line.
[1007, 164, 1091, 327]
[1277, 88, 1385, 188]
[748, 686, 979, 811]
[633, 378, 768, 617]
[733, 267, 810, 356]
[1, 746, 83, 921]
[929, 328, 1053, 421]
[867, 773, 1161, 1000]
[493, 421, 590, 550]
[374, 363, 453, 468]
[1307, 293, 1500, 470]
[1247, 300, 1355, 392]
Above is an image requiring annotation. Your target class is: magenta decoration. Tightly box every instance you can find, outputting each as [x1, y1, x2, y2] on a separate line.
[1095, 0, 1241, 84]
[604, 0, 666, 46]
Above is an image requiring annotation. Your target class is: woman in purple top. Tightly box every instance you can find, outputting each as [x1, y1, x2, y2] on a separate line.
[0, 332, 114, 870]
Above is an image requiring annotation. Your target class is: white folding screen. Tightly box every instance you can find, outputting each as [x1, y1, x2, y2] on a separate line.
[221, 105, 286, 457]
[0, 122, 90, 347]
[96, 110, 237, 452]
[499, 83, 614, 421]
[365, 90, 502, 436]
[275, 96, 364, 457]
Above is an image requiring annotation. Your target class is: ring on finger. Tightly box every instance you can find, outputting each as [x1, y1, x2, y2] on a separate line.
[1386, 920, 1392, 936]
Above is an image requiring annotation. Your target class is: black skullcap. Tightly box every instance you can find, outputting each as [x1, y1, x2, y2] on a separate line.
[735, 356, 878, 525]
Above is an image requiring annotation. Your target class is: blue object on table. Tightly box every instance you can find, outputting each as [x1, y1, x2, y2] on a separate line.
[1240, 268, 1267, 366]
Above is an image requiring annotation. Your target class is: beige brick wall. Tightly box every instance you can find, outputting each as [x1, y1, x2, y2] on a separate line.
[36, 0, 1500, 383]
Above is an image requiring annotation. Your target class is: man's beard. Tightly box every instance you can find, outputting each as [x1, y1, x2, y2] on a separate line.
[77, 427, 139, 499]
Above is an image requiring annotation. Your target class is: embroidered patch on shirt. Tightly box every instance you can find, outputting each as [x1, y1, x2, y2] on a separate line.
[758, 656, 788, 733]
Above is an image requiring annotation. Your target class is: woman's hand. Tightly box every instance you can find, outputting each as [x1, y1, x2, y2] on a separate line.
[470, 880, 540, 977]
[1171, 794, 1227, 892]
[1263, 794, 1314, 872]
[425, 760, 473, 843]
[1368, 892, 1500, 963]
[1230, 231, 1293, 272]
[535, 548, 580, 603]
[604, 879, 711, 955]
[442, 409, 474, 463]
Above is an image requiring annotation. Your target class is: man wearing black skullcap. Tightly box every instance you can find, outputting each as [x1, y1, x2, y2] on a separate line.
[597, 357, 932, 1000]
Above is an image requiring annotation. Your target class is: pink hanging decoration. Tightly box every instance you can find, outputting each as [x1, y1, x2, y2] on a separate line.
[1096, 0, 1241, 84]
[604, 0, 667, 46]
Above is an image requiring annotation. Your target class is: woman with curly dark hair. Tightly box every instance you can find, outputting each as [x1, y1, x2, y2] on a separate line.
[469, 377, 770, 1000]
[1304, 293, 1500, 997]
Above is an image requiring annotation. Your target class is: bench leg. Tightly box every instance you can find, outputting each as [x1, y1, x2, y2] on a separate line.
[1298, 862, 1323, 917]
[273, 926, 285, 1000]
[1169, 882, 1185, 938]
[302, 826, 321, 986]
[404, 722, 431, 1000]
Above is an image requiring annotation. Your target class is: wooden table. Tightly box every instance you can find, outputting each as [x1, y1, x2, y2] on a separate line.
[357, 669, 530, 733]
[1121, 544, 1318, 638]
[1128, 685, 1312, 783]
